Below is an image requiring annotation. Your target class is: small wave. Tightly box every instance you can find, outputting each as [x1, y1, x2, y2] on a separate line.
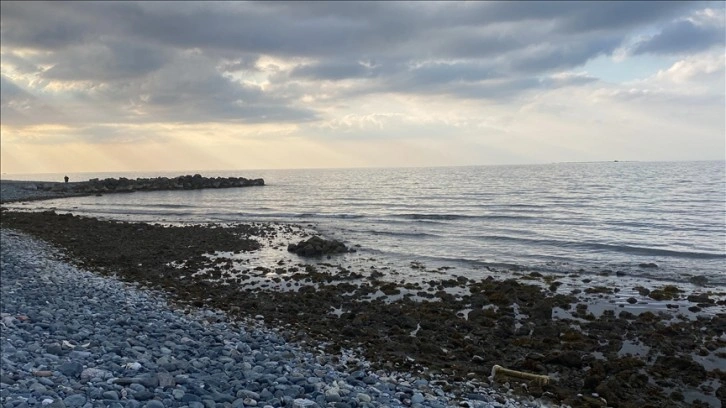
[358, 229, 439, 239]
[400, 213, 464, 220]
[294, 212, 365, 219]
[583, 243, 725, 259]
[395, 213, 533, 221]
[484, 203, 547, 209]
[466, 234, 725, 259]
[147, 203, 193, 209]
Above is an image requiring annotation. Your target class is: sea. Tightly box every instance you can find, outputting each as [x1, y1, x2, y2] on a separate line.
[3, 161, 725, 286]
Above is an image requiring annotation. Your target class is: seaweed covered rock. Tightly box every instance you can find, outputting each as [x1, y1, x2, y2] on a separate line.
[287, 236, 352, 257]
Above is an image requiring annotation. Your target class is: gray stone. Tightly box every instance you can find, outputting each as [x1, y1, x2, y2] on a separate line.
[362, 376, 377, 384]
[259, 389, 274, 401]
[238, 390, 260, 400]
[63, 394, 87, 407]
[113, 377, 137, 385]
[130, 383, 147, 392]
[357, 393, 372, 403]
[144, 401, 165, 408]
[211, 392, 235, 403]
[139, 375, 159, 388]
[0, 374, 15, 385]
[102, 391, 120, 400]
[29, 382, 48, 394]
[292, 399, 317, 408]
[45, 343, 63, 355]
[80, 368, 112, 382]
[68, 351, 92, 360]
[58, 361, 83, 378]
[89, 387, 104, 399]
[38, 377, 54, 387]
[325, 389, 341, 402]
[157, 372, 175, 389]
[134, 390, 155, 401]
[46, 399, 67, 408]
[181, 393, 202, 403]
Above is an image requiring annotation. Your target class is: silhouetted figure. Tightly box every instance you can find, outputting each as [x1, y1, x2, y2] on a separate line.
[64, 176, 69, 183]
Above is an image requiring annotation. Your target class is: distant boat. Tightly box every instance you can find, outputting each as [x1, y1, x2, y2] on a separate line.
[614, 160, 619, 162]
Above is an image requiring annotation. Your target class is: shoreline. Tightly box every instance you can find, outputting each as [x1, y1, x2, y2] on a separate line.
[1, 209, 724, 407]
[3, 229, 518, 408]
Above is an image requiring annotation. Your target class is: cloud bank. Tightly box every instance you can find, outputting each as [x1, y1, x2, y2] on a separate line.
[1, 1, 724, 172]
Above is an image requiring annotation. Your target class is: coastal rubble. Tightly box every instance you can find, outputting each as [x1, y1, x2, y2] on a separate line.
[79, 174, 265, 193]
[0, 229, 544, 408]
[1, 210, 724, 407]
[0, 174, 264, 203]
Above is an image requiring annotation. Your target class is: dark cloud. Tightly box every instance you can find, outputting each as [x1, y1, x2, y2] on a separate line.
[407, 62, 500, 85]
[1, 1, 720, 132]
[0, 52, 43, 75]
[0, 2, 93, 50]
[0, 75, 64, 127]
[0, 76, 25, 100]
[41, 41, 170, 82]
[507, 37, 622, 74]
[290, 61, 378, 81]
[121, 53, 318, 124]
[552, 2, 697, 33]
[1, 54, 317, 128]
[3, 1, 704, 60]
[434, 32, 527, 59]
[216, 56, 261, 73]
[431, 2, 695, 33]
[632, 19, 725, 55]
[539, 73, 599, 89]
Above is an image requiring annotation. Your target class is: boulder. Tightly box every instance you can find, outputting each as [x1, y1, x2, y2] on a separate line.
[287, 236, 352, 257]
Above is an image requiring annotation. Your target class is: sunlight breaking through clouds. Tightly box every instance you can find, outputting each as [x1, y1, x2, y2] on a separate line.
[1, 1, 724, 173]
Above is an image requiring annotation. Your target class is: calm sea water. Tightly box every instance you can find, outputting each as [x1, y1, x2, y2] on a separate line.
[4, 161, 726, 285]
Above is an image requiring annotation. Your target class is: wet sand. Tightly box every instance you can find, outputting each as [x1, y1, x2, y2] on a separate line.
[1, 209, 724, 407]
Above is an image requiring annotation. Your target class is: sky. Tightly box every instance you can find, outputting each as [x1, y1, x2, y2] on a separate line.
[1, 1, 724, 174]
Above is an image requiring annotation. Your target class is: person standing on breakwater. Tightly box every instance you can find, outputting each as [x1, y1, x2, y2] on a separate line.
[64, 176, 69, 183]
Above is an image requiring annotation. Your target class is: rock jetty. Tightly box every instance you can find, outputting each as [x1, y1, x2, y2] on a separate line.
[0, 175, 264, 203]
[76, 174, 263, 193]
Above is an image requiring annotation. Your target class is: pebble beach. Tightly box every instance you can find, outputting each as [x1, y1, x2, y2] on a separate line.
[0, 229, 544, 408]
[1, 180, 547, 408]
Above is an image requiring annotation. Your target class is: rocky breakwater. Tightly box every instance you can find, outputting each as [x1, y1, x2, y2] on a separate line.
[75, 174, 264, 194]
[1, 174, 264, 203]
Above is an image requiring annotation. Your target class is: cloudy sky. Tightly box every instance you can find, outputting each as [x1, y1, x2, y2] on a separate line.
[1, 1, 724, 174]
